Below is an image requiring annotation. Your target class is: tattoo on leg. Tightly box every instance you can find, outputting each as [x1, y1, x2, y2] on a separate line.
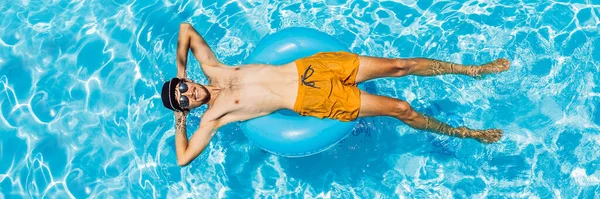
[409, 58, 510, 77]
[429, 59, 462, 75]
[395, 106, 502, 143]
[430, 58, 510, 77]
[420, 114, 503, 143]
[418, 59, 466, 76]
[423, 114, 469, 138]
[429, 60, 444, 75]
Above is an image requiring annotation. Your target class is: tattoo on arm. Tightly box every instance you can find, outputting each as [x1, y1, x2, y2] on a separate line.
[175, 112, 187, 134]
[176, 118, 183, 132]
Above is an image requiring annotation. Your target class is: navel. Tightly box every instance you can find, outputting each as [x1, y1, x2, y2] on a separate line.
[235, 68, 240, 71]
[234, 99, 240, 104]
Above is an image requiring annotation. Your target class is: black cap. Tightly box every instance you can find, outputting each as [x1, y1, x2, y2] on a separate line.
[161, 78, 185, 112]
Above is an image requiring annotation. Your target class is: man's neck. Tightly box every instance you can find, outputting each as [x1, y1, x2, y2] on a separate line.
[204, 84, 221, 106]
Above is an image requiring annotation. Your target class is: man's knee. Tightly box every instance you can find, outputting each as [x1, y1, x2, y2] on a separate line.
[390, 59, 413, 76]
[391, 59, 406, 70]
[392, 101, 415, 119]
[180, 23, 193, 32]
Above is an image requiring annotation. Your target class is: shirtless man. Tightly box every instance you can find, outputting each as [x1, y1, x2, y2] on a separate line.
[162, 23, 509, 166]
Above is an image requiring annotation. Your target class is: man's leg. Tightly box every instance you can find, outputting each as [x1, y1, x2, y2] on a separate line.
[405, 57, 510, 77]
[355, 56, 510, 83]
[358, 91, 503, 143]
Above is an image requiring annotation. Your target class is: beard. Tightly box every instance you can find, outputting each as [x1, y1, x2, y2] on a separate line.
[198, 84, 211, 105]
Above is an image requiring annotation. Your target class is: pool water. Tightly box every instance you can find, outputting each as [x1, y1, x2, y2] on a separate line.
[2, 0, 600, 198]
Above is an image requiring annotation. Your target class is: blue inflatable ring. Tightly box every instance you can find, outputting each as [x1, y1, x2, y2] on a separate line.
[241, 27, 363, 157]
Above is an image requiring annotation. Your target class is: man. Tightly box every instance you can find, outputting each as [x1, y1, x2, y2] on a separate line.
[162, 23, 508, 166]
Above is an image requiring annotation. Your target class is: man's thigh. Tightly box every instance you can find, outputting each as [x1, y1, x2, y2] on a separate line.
[355, 56, 408, 83]
[358, 90, 409, 118]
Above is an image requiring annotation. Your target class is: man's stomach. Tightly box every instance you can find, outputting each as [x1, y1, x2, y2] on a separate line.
[237, 62, 299, 110]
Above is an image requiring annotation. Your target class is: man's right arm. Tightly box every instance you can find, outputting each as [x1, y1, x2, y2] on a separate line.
[173, 104, 235, 166]
[174, 114, 231, 166]
[176, 23, 224, 78]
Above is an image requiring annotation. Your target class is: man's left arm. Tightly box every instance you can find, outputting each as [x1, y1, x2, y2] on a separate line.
[176, 23, 224, 78]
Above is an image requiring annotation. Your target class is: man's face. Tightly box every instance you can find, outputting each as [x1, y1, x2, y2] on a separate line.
[175, 80, 209, 110]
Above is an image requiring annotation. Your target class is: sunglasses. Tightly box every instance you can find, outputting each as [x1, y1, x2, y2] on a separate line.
[178, 80, 190, 109]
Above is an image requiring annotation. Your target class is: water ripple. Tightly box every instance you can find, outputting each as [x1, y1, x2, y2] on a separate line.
[1, 0, 600, 198]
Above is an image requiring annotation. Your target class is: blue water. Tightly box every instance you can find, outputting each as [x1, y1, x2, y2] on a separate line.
[1, 0, 600, 198]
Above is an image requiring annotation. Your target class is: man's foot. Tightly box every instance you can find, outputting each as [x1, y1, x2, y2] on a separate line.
[467, 58, 511, 77]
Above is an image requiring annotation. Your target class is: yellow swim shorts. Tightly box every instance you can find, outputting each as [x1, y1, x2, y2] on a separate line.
[293, 52, 361, 122]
